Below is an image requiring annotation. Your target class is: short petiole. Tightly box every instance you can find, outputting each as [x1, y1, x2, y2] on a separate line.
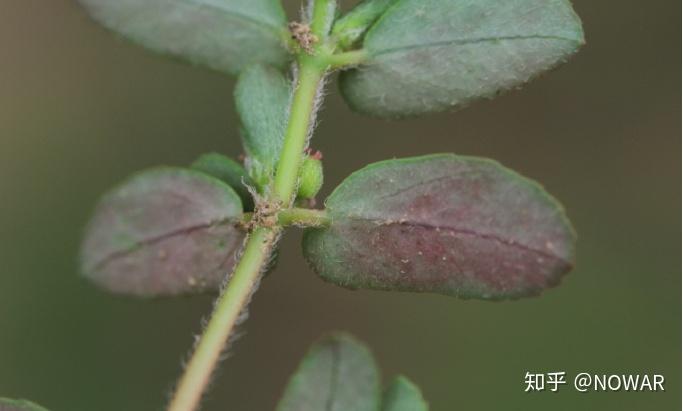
[325, 49, 369, 69]
[277, 208, 330, 227]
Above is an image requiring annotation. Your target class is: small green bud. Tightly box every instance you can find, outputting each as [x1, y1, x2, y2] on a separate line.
[298, 154, 324, 199]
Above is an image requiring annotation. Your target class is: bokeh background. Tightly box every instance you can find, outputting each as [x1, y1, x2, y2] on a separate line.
[0, 1, 679, 410]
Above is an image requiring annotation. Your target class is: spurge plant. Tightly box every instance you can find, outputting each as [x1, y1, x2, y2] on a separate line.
[2, 0, 585, 410]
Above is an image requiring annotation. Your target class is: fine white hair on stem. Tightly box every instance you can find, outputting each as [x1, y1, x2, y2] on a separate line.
[170, 229, 279, 408]
[284, 60, 329, 201]
[308, 73, 329, 143]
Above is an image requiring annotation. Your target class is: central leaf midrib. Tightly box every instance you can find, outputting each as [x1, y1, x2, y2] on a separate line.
[185, 0, 285, 35]
[340, 215, 569, 265]
[370, 34, 580, 57]
[92, 217, 239, 271]
[324, 341, 342, 411]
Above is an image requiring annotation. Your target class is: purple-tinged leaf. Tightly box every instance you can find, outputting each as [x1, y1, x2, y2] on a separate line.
[303, 154, 576, 300]
[81, 167, 245, 297]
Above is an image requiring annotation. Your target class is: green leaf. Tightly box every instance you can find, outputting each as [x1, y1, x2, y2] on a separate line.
[78, 0, 290, 75]
[234, 65, 292, 187]
[303, 154, 576, 300]
[191, 152, 255, 210]
[80, 167, 245, 297]
[276, 333, 381, 411]
[332, 0, 398, 49]
[339, 0, 584, 117]
[382, 376, 429, 411]
[0, 398, 50, 411]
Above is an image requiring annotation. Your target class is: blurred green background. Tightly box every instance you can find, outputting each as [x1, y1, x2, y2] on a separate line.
[0, 1, 679, 410]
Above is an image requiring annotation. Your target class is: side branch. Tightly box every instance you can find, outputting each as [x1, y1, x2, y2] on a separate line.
[278, 208, 330, 227]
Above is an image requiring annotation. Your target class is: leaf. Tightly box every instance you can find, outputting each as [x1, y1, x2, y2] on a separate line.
[78, 0, 290, 75]
[0, 398, 49, 411]
[191, 152, 255, 210]
[234, 64, 292, 187]
[339, 0, 584, 117]
[332, 0, 398, 49]
[303, 154, 576, 300]
[382, 376, 429, 411]
[80, 167, 245, 297]
[276, 333, 381, 411]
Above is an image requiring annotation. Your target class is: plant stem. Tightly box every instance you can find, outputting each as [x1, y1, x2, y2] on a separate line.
[167, 39, 328, 411]
[272, 58, 325, 204]
[167, 227, 278, 411]
[310, 0, 336, 39]
[167, 2, 336, 408]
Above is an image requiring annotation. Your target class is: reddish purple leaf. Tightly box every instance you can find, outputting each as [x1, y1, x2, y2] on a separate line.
[303, 154, 576, 300]
[81, 167, 245, 297]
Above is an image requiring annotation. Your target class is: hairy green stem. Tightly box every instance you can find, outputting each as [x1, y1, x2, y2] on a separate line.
[310, 0, 337, 39]
[167, 227, 278, 411]
[272, 58, 326, 204]
[241, 208, 330, 228]
[278, 208, 330, 227]
[166, 14, 331, 411]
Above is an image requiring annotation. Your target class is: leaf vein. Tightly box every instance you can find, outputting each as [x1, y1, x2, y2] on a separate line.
[325, 340, 342, 411]
[342, 217, 571, 266]
[185, 0, 284, 35]
[91, 218, 240, 271]
[372, 35, 580, 57]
